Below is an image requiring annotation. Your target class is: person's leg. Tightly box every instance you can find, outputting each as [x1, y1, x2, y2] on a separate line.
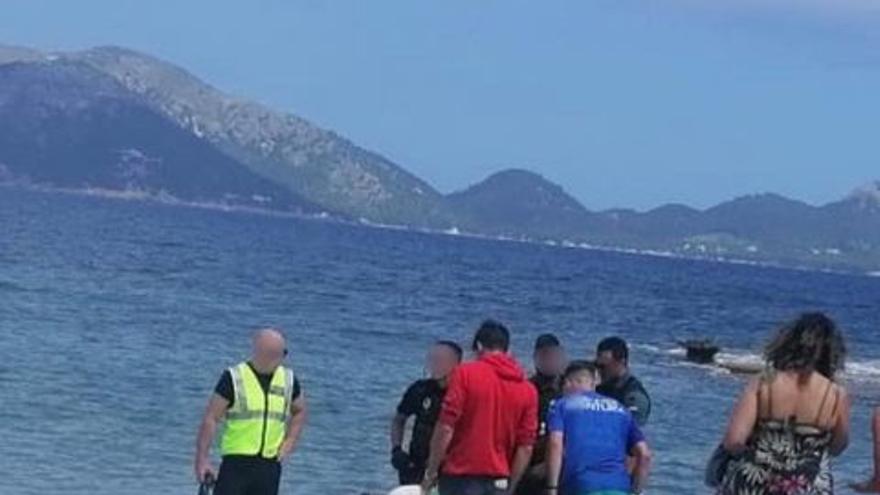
[853, 407, 880, 493]
[513, 473, 544, 495]
[247, 460, 281, 495]
[437, 476, 460, 495]
[213, 458, 249, 495]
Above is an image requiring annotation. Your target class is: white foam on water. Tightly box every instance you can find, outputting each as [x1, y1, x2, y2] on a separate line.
[675, 359, 732, 376]
[632, 343, 666, 354]
[628, 343, 880, 384]
[716, 351, 763, 367]
[667, 348, 686, 357]
[846, 360, 880, 380]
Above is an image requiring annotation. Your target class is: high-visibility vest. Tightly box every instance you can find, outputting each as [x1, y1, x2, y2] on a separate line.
[221, 362, 295, 458]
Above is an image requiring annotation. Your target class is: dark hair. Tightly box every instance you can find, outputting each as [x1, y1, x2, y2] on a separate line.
[472, 319, 510, 352]
[563, 360, 598, 381]
[534, 333, 561, 352]
[436, 340, 464, 362]
[597, 336, 629, 364]
[765, 312, 846, 379]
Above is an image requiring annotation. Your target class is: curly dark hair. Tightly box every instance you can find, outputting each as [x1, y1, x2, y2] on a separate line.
[764, 312, 846, 379]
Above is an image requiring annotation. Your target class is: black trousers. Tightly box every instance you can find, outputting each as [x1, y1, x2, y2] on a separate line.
[214, 456, 282, 495]
[514, 473, 546, 495]
[438, 475, 509, 495]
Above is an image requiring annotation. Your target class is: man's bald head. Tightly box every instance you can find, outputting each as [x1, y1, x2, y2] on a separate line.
[251, 327, 287, 373]
[253, 327, 285, 346]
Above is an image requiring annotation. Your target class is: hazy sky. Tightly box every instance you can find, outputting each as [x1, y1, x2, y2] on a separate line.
[2, 0, 879, 210]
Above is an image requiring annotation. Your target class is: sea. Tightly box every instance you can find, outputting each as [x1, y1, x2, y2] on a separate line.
[1, 188, 879, 495]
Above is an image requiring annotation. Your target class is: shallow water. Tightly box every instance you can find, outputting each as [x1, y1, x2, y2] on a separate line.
[1, 189, 879, 494]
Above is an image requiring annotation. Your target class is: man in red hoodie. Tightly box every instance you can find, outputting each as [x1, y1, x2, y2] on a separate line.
[422, 320, 539, 495]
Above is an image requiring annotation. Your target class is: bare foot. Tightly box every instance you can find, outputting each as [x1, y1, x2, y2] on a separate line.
[851, 479, 880, 493]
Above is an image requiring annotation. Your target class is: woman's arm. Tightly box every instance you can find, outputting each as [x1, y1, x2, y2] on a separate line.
[722, 378, 760, 453]
[830, 386, 851, 457]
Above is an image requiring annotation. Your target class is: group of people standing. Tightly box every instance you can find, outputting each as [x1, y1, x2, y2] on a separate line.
[191, 312, 880, 495]
[390, 321, 653, 495]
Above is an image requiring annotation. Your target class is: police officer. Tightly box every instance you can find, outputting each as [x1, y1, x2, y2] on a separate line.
[390, 341, 463, 485]
[595, 336, 651, 426]
[194, 328, 307, 495]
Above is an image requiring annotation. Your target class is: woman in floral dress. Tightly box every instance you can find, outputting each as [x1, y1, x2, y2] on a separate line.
[718, 312, 851, 495]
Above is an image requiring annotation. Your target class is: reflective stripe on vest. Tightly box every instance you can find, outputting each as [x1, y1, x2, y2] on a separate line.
[221, 362, 294, 458]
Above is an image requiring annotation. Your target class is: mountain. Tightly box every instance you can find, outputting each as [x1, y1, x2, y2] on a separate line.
[1, 43, 878, 272]
[600, 204, 703, 242]
[845, 180, 880, 210]
[700, 193, 822, 246]
[0, 60, 325, 214]
[819, 182, 880, 252]
[0, 45, 43, 65]
[63, 46, 451, 227]
[445, 169, 600, 240]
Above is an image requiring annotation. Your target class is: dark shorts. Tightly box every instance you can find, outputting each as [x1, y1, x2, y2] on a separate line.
[438, 475, 509, 495]
[514, 472, 546, 495]
[214, 456, 281, 495]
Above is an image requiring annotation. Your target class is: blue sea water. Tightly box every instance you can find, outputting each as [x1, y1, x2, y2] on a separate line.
[1, 188, 879, 495]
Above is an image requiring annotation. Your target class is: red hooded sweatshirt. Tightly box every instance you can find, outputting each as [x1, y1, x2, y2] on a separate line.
[438, 352, 538, 478]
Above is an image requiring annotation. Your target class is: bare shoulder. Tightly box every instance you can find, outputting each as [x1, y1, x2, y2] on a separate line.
[742, 375, 764, 394]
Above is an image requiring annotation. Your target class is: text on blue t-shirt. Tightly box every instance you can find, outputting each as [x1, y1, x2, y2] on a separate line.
[547, 390, 645, 493]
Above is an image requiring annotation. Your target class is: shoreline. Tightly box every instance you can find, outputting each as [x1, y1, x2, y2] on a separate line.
[4, 182, 878, 279]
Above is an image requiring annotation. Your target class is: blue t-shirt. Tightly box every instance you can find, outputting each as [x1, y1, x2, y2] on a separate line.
[547, 390, 645, 493]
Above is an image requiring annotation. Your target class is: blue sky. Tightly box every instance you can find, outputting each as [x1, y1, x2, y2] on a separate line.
[2, 0, 879, 210]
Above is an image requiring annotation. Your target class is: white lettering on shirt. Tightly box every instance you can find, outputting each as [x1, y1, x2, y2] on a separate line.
[565, 394, 628, 415]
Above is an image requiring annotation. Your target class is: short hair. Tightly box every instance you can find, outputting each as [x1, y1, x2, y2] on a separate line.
[563, 360, 598, 381]
[472, 319, 510, 352]
[597, 336, 629, 363]
[534, 333, 561, 352]
[435, 340, 464, 362]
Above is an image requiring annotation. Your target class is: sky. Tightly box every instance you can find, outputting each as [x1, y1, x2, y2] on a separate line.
[1, 0, 879, 211]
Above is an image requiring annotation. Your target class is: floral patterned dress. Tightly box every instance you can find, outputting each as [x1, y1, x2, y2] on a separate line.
[718, 377, 839, 495]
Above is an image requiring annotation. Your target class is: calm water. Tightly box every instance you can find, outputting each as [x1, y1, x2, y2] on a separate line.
[2, 188, 879, 495]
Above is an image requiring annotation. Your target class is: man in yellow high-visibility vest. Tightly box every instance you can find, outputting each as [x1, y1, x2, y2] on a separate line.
[194, 328, 308, 495]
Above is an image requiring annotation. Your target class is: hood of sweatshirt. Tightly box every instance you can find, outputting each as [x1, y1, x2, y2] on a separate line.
[479, 352, 527, 382]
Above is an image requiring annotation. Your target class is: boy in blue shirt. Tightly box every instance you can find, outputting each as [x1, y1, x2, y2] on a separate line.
[546, 360, 652, 495]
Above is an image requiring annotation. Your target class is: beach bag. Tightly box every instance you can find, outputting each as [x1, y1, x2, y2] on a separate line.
[704, 443, 733, 488]
[706, 370, 770, 488]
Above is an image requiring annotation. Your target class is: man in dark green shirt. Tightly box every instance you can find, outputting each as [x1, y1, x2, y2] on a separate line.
[516, 333, 566, 495]
[595, 337, 652, 427]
